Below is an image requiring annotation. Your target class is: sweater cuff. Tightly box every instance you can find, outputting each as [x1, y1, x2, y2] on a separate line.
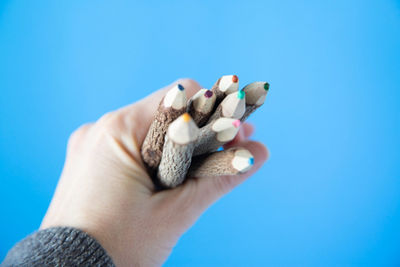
[2, 226, 115, 267]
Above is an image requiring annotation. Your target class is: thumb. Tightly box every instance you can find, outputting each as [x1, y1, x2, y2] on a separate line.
[189, 141, 269, 213]
[158, 140, 268, 231]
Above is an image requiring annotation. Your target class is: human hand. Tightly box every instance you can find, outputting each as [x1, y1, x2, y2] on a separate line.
[40, 79, 269, 267]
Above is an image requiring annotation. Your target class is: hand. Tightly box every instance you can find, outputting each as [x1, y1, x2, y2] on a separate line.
[40, 79, 269, 267]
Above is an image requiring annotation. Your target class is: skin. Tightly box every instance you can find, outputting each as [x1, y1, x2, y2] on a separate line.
[40, 79, 269, 267]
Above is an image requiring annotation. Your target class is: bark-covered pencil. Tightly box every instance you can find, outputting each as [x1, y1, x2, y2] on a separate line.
[157, 113, 199, 188]
[211, 75, 239, 104]
[240, 82, 269, 122]
[193, 118, 241, 156]
[141, 84, 187, 173]
[206, 90, 246, 123]
[188, 89, 216, 127]
[188, 147, 254, 177]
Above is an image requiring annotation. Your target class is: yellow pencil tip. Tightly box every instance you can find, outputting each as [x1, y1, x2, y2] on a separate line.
[182, 113, 191, 122]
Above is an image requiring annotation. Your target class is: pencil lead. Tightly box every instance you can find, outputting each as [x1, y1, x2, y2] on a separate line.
[232, 119, 241, 128]
[238, 90, 245, 99]
[182, 113, 191, 122]
[248, 157, 254, 166]
[264, 82, 270, 91]
[232, 75, 239, 83]
[163, 84, 187, 109]
[204, 90, 213, 98]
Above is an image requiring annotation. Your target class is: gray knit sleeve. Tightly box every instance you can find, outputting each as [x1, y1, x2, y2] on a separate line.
[1, 227, 115, 267]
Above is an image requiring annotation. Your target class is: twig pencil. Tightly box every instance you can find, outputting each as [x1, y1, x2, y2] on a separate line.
[157, 113, 199, 188]
[240, 82, 269, 122]
[211, 75, 239, 103]
[193, 118, 241, 156]
[188, 89, 216, 127]
[188, 147, 254, 177]
[141, 84, 187, 173]
[206, 90, 246, 123]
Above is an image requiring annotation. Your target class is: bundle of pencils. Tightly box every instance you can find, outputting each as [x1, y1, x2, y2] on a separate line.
[141, 75, 270, 188]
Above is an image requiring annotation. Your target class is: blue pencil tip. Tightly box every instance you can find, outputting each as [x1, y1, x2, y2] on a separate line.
[177, 84, 184, 91]
[248, 157, 254, 165]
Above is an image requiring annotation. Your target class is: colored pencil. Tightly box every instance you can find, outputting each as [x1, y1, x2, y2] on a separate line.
[157, 113, 199, 188]
[189, 148, 254, 177]
[141, 84, 187, 173]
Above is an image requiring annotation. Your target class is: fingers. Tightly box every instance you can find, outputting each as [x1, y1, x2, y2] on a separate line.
[193, 141, 268, 209]
[162, 140, 268, 222]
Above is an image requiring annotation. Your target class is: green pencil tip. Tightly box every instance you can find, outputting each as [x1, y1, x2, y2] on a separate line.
[264, 82, 270, 91]
[238, 90, 245, 99]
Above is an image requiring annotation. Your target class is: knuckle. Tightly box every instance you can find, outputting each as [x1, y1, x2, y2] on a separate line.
[97, 112, 124, 134]
[68, 124, 92, 148]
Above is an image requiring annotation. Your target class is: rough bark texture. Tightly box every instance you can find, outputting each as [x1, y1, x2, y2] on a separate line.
[205, 105, 223, 124]
[187, 99, 212, 127]
[157, 135, 195, 188]
[240, 104, 261, 122]
[141, 97, 186, 173]
[190, 109, 209, 127]
[193, 123, 224, 156]
[211, 77, 225, 104]
[188, 148, 239, 177]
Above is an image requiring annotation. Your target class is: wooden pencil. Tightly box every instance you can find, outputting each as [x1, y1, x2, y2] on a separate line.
[157, 113, 199, 188]
[141, 84, 187, 173]
[240, 82, 269, 122]
[206, 90, 246, 123]
[211, 75, 239, 104]
[188, 147, 254, 177]
[188, 89, 216, 127]
[193, 118, 241, 156]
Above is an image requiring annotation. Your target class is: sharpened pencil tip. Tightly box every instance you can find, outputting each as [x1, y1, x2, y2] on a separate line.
[232, 119, 241, 128]
[204, 90, 213, 98]
[238, 90, 245, 99]
[177, 84, 184, 91]
[248, 157, 254, 165]
[232, 75, 238, 83]
[264, 82, 270, 91]
[182, 113, 191, 122]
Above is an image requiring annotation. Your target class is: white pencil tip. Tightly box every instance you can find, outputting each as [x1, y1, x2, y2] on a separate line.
[212, 118, 241, 142]
[242, 82, 269, 106]
[168, 113, 199, 144]
[164, 84, 187, 109]
[218, 75, 239, 94]
[232, 149, 254, 173]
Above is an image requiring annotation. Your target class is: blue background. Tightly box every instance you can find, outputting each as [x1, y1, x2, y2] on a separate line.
[1, 0, 399, 265]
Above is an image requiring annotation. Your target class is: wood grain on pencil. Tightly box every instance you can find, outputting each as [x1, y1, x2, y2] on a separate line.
[189, 147, 254, 177]
[157, 113, 199, 188]
[188, 89, 216, 127]
[141, 84, 187, 173]
[241, 82, 269, 122]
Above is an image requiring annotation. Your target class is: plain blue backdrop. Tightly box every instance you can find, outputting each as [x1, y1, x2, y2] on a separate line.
[1, 0, 399, 265]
